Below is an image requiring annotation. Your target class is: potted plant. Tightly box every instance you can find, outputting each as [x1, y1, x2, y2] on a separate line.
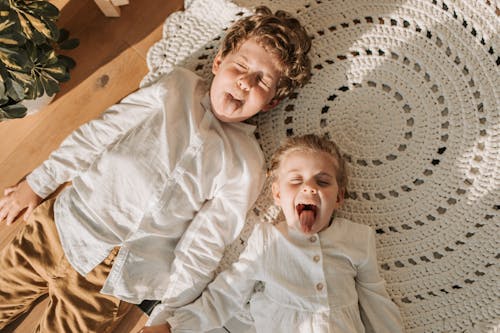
[0, 0, 79, 120]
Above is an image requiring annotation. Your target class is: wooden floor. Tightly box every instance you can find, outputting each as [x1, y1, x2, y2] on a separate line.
[0, 0, 184, 331]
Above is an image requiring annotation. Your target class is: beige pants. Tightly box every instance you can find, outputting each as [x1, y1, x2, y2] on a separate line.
[0, 199, 133, 333]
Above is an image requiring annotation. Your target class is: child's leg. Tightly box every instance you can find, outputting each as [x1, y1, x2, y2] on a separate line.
[0, 199, 56, 329]
[37, 246, 134, 333]
[0, 198, 133, 332]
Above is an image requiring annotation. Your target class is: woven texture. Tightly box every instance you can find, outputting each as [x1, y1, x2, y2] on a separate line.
[142, 0, 500, 332]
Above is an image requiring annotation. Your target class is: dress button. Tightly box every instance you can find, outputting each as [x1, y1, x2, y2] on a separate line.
[313, 255, 320, 262]
[316, 282, 324, 291]
[309, 235, 317, 242]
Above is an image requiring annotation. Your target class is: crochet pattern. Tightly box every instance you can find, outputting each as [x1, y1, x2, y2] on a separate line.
[142, 0, 499, 332]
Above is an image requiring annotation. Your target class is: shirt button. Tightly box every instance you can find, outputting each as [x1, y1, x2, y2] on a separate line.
[316, 282, 324, 291]
[313, 255, 320, 263]
[309, 235, 317, 242]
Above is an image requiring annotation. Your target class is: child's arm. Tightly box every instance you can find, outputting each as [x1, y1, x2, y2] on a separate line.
[0, 80, 162, 225]
[148, 148, 265, 318]
[0, 178, 41, 225]
[146, 222, 265, 330]
[356, 228, 404, 332]
[26, 82, 161, 199]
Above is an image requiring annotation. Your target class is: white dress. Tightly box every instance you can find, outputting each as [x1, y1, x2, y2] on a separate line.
[167, 218, 404, 333]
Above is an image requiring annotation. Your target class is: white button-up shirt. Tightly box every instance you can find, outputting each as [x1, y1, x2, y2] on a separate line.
[26, 68, 265, 310]
[167, 218, 404, 333]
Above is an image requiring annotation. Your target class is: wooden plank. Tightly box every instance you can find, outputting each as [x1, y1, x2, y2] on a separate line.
[111, 0, 129, 6]
[94, 0, 121, 17]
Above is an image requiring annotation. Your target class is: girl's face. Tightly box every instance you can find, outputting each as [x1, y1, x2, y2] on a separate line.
[272, 149, 343, 234]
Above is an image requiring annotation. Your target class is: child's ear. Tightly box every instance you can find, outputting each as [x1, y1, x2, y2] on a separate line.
[271, 181, 281, 206]
[335, 191, 345, 208]
[212, 51, 223, 75]
[262, 98, 282, 111]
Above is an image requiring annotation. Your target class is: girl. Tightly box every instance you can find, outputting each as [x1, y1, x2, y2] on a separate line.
[145, 134, 403, 333]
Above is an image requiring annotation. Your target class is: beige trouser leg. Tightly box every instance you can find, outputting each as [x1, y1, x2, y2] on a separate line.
[0, 198, 133, 333]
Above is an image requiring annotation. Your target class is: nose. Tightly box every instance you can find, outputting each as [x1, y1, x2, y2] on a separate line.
[237, 73, 257, 91]
[302, 184, 317, 194]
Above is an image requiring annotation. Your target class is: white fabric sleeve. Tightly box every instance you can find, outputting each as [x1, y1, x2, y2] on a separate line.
[26, 81, 161, 199]
[147, 166, 265, 326]
[165, 224, 264, 332]
[356, 228, 404, 333]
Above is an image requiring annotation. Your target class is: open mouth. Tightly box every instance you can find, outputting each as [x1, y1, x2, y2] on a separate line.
[296, 203, 317, 232]
[296, 203, 317, 215]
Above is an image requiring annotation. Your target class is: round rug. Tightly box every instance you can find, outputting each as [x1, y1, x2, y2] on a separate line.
[142, 0, 499, 331]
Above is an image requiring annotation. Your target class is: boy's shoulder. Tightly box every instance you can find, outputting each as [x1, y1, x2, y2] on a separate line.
[156, 66, 200, 82]
[146, 67, 210, 107]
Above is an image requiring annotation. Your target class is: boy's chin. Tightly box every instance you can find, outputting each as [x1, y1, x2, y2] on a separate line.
[212, 111, 236, 123]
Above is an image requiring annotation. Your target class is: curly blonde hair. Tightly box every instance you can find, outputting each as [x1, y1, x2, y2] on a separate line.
[219, 6, 312, 100]
[268, 134, 348, 195]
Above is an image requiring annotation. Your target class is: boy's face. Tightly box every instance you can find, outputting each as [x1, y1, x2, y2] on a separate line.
[210, 38, 282, 122]
[272, 150, 344, 234]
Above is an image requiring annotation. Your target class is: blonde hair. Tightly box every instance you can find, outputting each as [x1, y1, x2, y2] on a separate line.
[268, 134, 348, 195]
[219, 6, 311, 100]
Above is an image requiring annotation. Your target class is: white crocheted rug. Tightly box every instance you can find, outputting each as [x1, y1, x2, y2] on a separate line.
[141, 0, 499, 332]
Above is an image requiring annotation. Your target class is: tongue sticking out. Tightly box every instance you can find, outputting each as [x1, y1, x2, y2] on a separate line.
[297, 204, 317, 233]
[299, 210, 315, 232]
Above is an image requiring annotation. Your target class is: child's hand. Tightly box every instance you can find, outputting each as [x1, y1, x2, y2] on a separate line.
[138, 323, 171, 333]
[0, 180, 42, 225]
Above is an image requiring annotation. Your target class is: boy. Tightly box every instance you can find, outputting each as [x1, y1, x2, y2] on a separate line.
[143, 134, 403, 333]
[0, 6, 311, 332]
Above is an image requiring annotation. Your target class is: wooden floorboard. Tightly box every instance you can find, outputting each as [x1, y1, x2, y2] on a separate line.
[0, 0, 183, 331]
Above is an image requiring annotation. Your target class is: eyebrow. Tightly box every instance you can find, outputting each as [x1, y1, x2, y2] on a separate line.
[315, 172, 334, 179]
[284, 170, 334, 178]
[237, 54, 249, 64]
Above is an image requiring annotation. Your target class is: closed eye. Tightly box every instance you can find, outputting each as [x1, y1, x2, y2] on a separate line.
[289, 178, 302, 185]
[258, 76, 271, 88]
[235, 62, 247, 70]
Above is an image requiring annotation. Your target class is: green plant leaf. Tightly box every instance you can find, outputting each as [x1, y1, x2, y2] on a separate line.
[24, 1, 59, 20]
[0, 75, 4, 97]
[0, 18, 15, 31]
[5, 76, 25, 101]
[32, 45, 57, 65]
[40, 71, 60, 96]
[0, 45, 28, 70]
[17, 12, 35, 42]
[0, 33, 22, 46]
[43, 63, 69, 82]
[57, 54, 75, 70]
[9, 70, 32, 85]
[0, 101, 27, 120]
[0, 10, 24, 45]
[0, 0, 77, 119]
[22, 11, 59, 42]
[32, 75, 43, 99]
